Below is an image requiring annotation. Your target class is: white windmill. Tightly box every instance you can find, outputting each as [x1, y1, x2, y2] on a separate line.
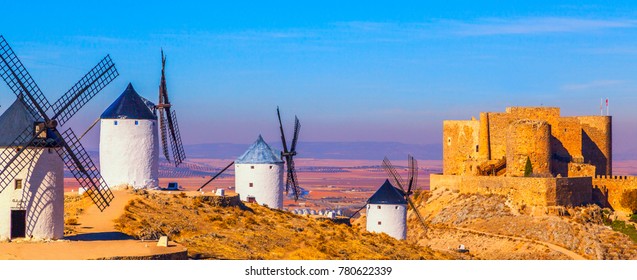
[0, 36, 117, 240]
[234, 135, 284, 208]
[350, 155, 427, 240]
[197, 107, 302, 208]
[94, 52, 185, 189]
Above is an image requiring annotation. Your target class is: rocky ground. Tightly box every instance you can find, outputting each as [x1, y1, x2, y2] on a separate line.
[405, 188, 637, 260]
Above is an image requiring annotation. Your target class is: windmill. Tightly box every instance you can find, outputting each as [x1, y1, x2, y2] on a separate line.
[96, 51, 186, 189]
[277, 106, 301, 200]
[157, 50, 186, 167]
[348, 155, 427, 239]
[0, 36, 117, 238]
[197, 107, 302, 202]
[382, 155, 427, 232]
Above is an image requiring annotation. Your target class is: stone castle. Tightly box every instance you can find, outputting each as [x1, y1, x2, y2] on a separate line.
[430, 106, 636, 214]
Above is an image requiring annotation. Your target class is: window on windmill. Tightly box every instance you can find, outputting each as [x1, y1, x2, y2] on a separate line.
[269, 166, 272, 169]
[114, 121, 118, 125]
[395, 206, 399, 209]
[377, 205, 381, 209]
[249, 183, 254, 187]
[14, 179, 22, 190]
[135, 120, 139, 125]
[378, 221, 382, 225]
[251, 166, 255, 169]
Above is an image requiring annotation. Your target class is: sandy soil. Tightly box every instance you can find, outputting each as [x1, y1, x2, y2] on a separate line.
[0, 190, 187, 260]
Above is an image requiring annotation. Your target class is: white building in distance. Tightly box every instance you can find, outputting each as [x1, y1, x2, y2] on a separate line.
[366, 179, 407, 240]
[234, 135, 284, 209]
[99, 83, 159, 189]
[0, 99, 64, 240]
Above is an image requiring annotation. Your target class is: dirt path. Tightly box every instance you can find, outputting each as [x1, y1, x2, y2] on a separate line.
[453, 226, 587, 260]
[74, 190, 133, 235]
[0, 190, 188, 260]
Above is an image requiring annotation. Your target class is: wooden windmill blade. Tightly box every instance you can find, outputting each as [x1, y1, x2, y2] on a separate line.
[408, 154, 418, 194]
[382, 157, 406, 191]
[167, 110, 186, 166]
[0, 35, 52, 119]
[277, 107, 302, 200]
[55, 128, 113, 211]
[277, 106, 289, 154]
[286, 156, 301, 200]
[158, 108, 171, 162]
[51, 55, 119, 126]
[197, 161, 234, 191]
[157, 51, 186, 166]
[290, 116, 301, 153]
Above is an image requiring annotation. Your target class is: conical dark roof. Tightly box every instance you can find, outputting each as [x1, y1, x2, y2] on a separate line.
[0, 98, 42, 146]
[101, 83, 156, 120]
[236, 135, 284, 164]
[368, 179, 407, 205]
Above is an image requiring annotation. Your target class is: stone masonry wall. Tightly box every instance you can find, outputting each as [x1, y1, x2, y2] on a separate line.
[430, 174, 592, 210]
[577, 116, 612, 175]
[592, 175, 637, 213]
[443, 120, 479, 175]
[506, 119, 551, 176]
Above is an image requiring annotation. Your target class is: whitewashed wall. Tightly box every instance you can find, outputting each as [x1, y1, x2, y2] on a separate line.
[235, 163, 284, 209]
[99, 119, 159, 189]
[366, 203, 407, 240]
[0, 148, 64, 240]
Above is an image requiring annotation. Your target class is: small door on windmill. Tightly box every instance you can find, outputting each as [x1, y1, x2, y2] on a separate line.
[11, 210, 26, 239]
[247, 196, 256, 203]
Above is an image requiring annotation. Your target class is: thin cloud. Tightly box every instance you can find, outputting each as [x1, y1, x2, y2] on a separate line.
[453, 17, 637, 36]
[561, 80, 626, 91]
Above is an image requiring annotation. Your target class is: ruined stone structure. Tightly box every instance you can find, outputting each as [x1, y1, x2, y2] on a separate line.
[432, 106, 637, 213]
[443, 107, 611, 177]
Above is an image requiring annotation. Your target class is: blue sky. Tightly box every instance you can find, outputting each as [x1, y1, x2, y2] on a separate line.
[1, 1, 637, 156]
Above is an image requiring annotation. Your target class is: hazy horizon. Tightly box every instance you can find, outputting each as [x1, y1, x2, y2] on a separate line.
[2, 1, 637, 158]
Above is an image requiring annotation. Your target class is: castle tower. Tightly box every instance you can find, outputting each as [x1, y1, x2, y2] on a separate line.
[506, 119, 551, 176]
[366, 179, 407, 240]
[234, 135, 284, 209]
[0, 99, 64, 240]
[99, 83, 159, 189]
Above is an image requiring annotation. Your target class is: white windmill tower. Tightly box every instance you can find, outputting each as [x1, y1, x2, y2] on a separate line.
[197, 107, 302, 208]
[99, 83, 159, 189]
[0, 36, 117, 240]
[365, 179, 408, 240]
[234, 135, 284, 209]
[97, 51, 185, 189]
[350, 155, 428, 240]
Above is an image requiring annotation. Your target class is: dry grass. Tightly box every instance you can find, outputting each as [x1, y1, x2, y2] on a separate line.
[63, 194, 93, 234]
[114, 192, 451, 260]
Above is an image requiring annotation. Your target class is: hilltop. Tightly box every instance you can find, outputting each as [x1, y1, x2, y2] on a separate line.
[401, 188, 637, 260]
[112, 190, 453, 260]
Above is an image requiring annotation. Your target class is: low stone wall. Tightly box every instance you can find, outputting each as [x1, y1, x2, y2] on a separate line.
[430, 174, 592, 209]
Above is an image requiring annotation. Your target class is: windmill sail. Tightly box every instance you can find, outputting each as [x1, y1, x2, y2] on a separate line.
[0, 36, 118, 211]
[157, 51, 186, 166]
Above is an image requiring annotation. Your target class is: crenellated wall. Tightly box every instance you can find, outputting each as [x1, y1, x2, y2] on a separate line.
[592, 175, 637, 213]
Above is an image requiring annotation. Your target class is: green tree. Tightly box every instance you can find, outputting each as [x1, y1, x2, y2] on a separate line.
[524, 156, 533, 177]
[621, 189, 637, 214]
